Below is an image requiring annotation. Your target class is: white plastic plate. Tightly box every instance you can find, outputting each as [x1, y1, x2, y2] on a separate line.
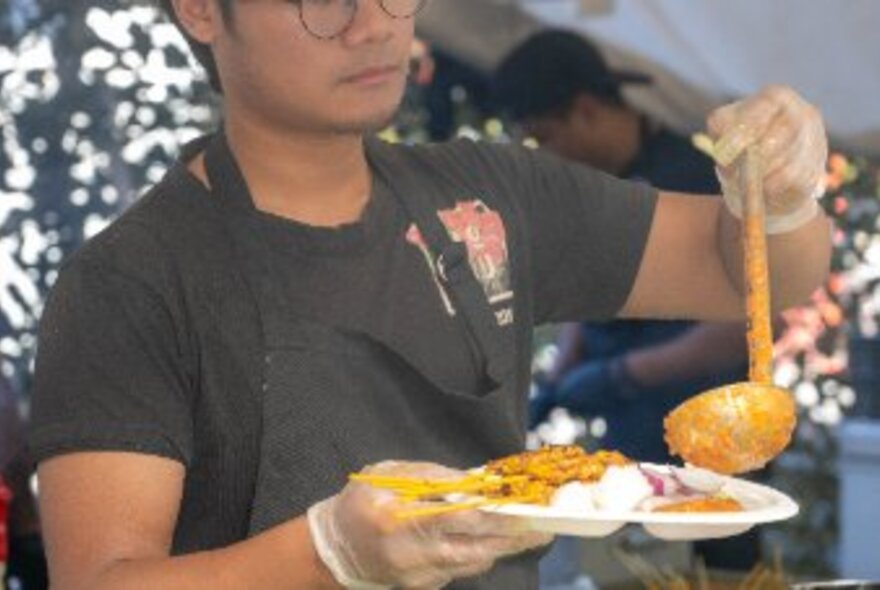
[479, 464, 799, 541]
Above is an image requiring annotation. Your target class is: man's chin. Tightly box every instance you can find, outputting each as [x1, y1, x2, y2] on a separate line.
[330, 118, 397, 135]
[328, 102, 402, 135]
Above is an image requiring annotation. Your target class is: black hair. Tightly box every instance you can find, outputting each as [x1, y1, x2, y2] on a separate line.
[156, 0, 234, 93]
[493, 30, 633, 122]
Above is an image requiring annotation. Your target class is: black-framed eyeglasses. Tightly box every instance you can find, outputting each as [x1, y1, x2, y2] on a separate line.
[291, 0, 428, 40]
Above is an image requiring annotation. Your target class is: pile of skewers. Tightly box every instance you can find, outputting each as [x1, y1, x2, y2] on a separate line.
[615, 543, 790, 590]
[350, 445, 631, 519]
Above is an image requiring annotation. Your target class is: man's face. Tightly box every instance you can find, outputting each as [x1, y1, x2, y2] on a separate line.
[520, 100, 619, 172]
[212, 0, 415, 134]
[522, 115, 590, 163]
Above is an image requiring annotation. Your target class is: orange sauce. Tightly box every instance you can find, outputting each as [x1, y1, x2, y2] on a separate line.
[653, 496, 744, 513]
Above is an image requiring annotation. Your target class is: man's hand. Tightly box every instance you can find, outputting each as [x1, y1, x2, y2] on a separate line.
[308, 461, 552, 589]
[529, 357, 638, 429]
[707, 84, 828, 234]
[622, 86, 831, 322]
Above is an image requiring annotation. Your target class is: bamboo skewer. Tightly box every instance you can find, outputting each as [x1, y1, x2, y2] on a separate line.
[350, 471, 539, 519]
[393, 495, 544, 520]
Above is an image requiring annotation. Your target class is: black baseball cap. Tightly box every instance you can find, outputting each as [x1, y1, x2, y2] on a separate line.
[493, 29, 652, 120]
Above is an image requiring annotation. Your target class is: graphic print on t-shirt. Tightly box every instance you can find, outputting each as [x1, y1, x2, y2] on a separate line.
[405, 200, 514, 326]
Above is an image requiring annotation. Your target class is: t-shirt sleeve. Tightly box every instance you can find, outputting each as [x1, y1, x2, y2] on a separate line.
[478, 143, 658, 324]
[29, 256, 194, 466]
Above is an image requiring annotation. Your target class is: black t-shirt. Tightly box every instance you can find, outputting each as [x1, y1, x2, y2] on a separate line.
[624, 124, 721, 194]
[30, 136, 656, 556]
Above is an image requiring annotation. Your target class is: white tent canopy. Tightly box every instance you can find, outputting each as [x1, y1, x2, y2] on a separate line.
[418, 0, 880, 156]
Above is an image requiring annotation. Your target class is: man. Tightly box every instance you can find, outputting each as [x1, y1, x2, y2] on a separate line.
[494, 29, 750, 464]
[493, 30, 772, 583]
[30, 2, 830, 589]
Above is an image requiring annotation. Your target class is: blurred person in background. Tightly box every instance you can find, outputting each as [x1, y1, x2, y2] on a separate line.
[29, 2, 829, 589]
[494, 29, 765, 586]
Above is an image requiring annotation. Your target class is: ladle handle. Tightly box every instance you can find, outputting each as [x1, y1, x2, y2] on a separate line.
[742, 146, 774, 384]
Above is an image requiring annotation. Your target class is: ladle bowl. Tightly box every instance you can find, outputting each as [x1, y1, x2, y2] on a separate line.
[664, 381, 796, 474]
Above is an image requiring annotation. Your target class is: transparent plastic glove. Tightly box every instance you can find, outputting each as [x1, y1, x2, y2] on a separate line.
[706, 85, 828, 234]
[307, 461, 553, 589]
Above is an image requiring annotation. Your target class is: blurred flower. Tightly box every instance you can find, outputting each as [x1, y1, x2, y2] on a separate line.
[827, 273, 846, 295]
[774, 152, 879, 442]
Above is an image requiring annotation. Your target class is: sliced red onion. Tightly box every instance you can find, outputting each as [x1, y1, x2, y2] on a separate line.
[638, 465, 679, 496]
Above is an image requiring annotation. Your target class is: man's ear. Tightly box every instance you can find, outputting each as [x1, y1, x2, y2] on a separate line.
[170, 0, 224, 44]
[570, 93, 604, 123]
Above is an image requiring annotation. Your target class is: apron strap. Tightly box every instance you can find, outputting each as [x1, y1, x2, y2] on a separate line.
[366, 139, 514, 384]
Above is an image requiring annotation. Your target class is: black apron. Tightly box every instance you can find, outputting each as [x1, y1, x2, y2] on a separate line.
[203, 132, 539, 589]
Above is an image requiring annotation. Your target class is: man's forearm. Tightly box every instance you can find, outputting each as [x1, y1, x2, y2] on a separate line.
[83, 517, 340, 590]
[548, 322, 585, 382]
[718, 206, 832, 312]
[624, 321, 749, 388]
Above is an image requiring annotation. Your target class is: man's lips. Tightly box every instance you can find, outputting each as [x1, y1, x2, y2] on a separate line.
[341, 64, 403, 85]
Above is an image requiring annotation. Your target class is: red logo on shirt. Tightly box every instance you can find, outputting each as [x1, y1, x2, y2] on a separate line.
[406, 200, 513, 325]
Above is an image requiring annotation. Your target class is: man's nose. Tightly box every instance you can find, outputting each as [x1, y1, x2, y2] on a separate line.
[342, 0, 395, 46]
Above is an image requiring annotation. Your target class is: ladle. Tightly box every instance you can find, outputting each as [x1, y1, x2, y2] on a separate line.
[664, 145, 797, 474]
